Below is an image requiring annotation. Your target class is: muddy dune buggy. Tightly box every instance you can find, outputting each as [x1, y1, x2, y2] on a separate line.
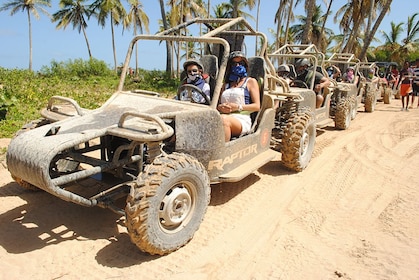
[358, 62, 391, 110]
[325, 53, 366, 130]
[264, 44, 338, 170]
[7, 17, 285, 255]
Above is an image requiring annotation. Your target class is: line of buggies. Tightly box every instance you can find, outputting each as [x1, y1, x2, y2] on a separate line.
[6, 17, 397, 255]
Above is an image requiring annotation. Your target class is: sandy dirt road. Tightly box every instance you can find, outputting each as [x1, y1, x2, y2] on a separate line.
[1, 100, 418, 280]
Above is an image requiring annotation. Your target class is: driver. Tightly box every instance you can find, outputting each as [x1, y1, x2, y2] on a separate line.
[180, 59, 211, 103]
[293, 58, 330, 108]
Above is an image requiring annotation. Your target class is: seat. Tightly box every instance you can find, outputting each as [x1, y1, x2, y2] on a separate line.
[179, 55, 218, 100]
[247, 56, 266, 133]
[288, 64, 297, 80]
[199, 55, 218, 100]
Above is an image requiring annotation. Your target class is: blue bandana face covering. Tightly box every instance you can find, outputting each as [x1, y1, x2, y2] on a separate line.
[229, 65, 248, 82]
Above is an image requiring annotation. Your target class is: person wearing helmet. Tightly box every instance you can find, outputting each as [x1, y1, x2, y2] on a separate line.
[327, 65, 341, 80]
[293, 58, 330, 108]
[217, 51, 260, 141]
[277, 64, 292, 84]
[342, 66, 359, 84]
[179, 59, 210, 103]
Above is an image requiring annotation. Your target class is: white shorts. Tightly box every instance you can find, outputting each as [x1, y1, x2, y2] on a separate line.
[232, 113, 252, 135]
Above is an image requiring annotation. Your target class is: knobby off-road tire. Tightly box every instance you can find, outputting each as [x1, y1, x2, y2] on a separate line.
[11, 118, 51, 191]
[335, 98, 351, 130]
[11, 175, 39, 191]
[125, 152, 211, 255]
[364, 90, 376, 113]
[281, 111, 315, 172]
[384, 88, 391, 104]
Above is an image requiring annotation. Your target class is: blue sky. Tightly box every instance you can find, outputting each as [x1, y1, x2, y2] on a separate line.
[0, 0, 417, 71]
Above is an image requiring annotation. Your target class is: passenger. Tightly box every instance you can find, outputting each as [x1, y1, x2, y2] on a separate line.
[293, 58, 330, 108]
[179, 59, 210, 103]
[277, 64, 292, 84]
[327, 65, 341, 80]
[342, 67, 359, 84]
[217, 51, 260, 141]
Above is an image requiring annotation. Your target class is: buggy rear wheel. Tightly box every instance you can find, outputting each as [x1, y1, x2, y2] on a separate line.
[281, 111, 315, 172]
[335, 98, 351, 130]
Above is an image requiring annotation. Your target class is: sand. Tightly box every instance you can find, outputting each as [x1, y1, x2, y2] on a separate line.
[1, 99, 418, 280]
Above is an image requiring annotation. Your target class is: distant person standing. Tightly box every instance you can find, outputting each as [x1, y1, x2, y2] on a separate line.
[399, 61, 413, 111]
[412, 58, 419, 108]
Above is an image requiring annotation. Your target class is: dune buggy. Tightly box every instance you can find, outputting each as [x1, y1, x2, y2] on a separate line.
[8, 16, 338, 255]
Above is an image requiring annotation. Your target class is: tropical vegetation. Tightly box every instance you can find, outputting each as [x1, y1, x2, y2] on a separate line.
[0, 0, 418, 139]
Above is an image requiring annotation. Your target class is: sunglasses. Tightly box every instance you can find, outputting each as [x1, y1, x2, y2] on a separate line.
[232, 61, 245, 66]
[187, 69, 199, 74]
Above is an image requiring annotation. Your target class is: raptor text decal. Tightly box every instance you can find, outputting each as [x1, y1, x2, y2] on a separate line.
[208, 144, 257, 171]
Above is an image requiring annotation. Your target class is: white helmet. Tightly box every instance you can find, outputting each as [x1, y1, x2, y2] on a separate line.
[278, 64, 290, 72]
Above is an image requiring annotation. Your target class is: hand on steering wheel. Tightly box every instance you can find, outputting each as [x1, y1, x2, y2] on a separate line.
[177, 84, 210, 105]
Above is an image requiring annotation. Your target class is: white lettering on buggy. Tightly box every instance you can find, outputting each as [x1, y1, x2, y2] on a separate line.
[208, 144, 257, 171]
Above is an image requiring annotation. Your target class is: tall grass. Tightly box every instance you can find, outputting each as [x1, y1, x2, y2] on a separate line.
[0, 58, 179, 138]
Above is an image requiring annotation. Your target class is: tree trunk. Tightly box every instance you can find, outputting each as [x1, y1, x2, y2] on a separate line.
[27, 9, 32, 72]
[320, 0, 333, 51]
[284, 0, 293, 45]
[82, 25, 93, 59]
[359, 0, 393, 60]
[255, 0, 260, 55]
[159, 0, 172, 75]
[364, 0, 375, 41]
[302, 0, 315, 44]
[111, 13, 117, 73]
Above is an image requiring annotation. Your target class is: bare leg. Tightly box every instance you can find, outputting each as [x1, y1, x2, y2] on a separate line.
[221, 115, 243, 141]
[316, 95, 324, 108]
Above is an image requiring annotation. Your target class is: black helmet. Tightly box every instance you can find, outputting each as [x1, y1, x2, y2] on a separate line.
[183, 59, 204, 72]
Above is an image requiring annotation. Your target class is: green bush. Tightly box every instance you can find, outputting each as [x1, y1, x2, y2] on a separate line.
[40, 58, 114, 78]
[0, 59, 179, 138]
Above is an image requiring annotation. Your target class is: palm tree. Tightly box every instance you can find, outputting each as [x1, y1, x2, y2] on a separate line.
[298, 0, 315, 44]
[52, 0, 94, 59]
[168, 0, 207, 22]
[319, 0, 333, 43]
[230, 0, 256, 18]
[216, 0, 255, 20]
[359, 0, 392, 60]
[90, 0, 126, 72]
[274, 0, 293, 49]
[379, 22, 404, 62]
[158, 0, 172, 74]
[402, 13, 419, 47]
[378, 13, 419, 64]
[290, 5, 333, 51]
[124, 0, 149, 75]
[166, 0, 208, 75]
[255, 0, 260, 54]
[213, 3, 230, 18]
[0, 0, 51, 71]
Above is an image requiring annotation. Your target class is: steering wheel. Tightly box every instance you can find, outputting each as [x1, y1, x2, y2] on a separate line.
[177, 84, 210, 105]
[291, 80, 309, 89]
